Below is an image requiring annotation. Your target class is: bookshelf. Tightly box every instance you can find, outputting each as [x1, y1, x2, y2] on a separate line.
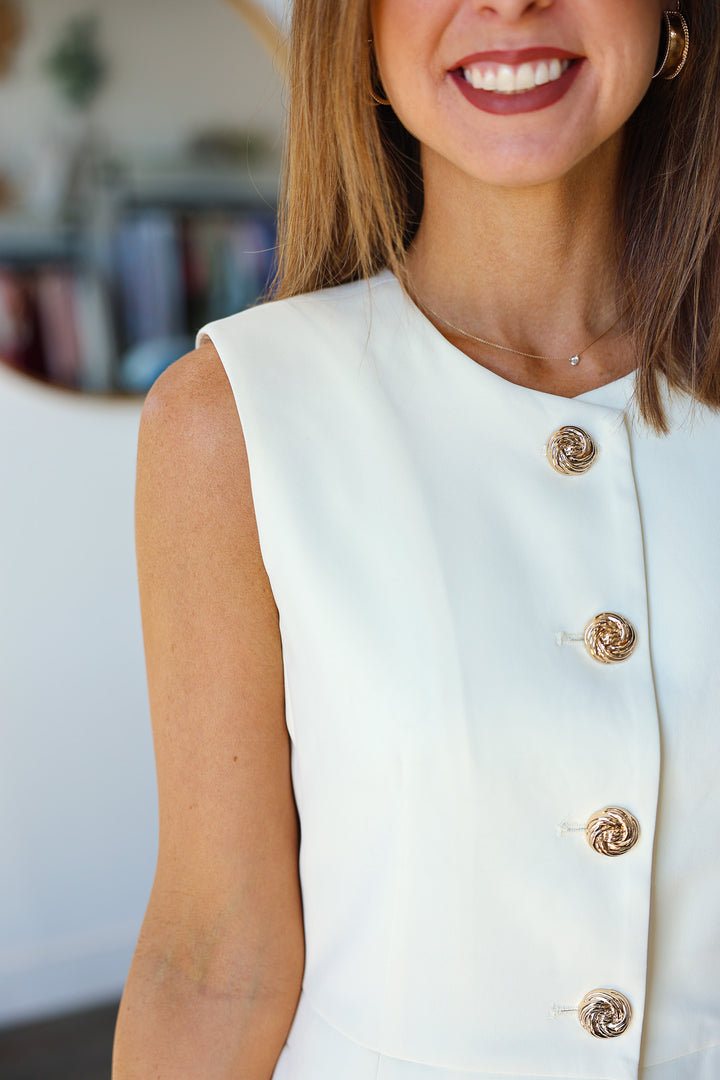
[0, 163, 278, 395]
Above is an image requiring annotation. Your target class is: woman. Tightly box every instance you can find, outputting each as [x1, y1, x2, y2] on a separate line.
[112, 1, 720, 1078]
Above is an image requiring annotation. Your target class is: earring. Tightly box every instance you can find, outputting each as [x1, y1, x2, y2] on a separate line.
[367, 37, 391, 106]
[370, 88, 391, 106]
[652, 8, 690, 80]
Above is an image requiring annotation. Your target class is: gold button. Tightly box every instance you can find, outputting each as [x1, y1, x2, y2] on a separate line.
[584, 612, 636, 663]
[546, 426, 597, 475]
[586, 806, 640, 856]
[578, 989, 632, 1038]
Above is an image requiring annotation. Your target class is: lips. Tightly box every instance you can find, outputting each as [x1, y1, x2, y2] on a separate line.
[450, 47, 584, 117]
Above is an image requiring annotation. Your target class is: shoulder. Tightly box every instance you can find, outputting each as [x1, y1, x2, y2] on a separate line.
[139, 340, 246, 484]
[136, 340, 258, 561]
[141, 339, 239, 450]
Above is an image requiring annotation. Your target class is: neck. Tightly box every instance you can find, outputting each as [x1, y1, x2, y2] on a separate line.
[406, 136, 632, 396]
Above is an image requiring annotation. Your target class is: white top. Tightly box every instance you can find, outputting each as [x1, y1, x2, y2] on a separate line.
[198, 271, 720, 1080]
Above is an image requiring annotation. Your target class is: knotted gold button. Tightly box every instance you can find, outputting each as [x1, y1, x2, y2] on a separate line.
[546, 426, 597, 475]
[578, 989, 632, 1038]
[584, 613, 636, 663]
[586, 806, 640, 856]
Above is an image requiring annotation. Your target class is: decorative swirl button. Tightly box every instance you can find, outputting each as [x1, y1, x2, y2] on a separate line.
[546, 426, 597, 475]
[584, 613, 637, 664]
[578, 989, 632, 1038]
[586, 806, 640, 856]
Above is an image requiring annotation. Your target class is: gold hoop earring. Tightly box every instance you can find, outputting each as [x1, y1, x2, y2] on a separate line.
[367, 36, 391, 106]
[370, 88, 391, 106]
[652, 8, 690, 80]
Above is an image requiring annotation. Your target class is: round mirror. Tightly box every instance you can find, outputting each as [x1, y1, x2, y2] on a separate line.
[0, 0, 285, 395]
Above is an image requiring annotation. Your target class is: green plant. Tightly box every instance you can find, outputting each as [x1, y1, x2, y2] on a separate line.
[44, 15, 107, 109]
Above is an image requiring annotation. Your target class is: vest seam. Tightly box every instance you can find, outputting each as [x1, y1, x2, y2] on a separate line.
[643, 1040, 720, 1068]
[301, 993, 624, 1077]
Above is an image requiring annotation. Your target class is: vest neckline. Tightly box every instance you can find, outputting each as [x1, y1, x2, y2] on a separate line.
[372, 269, 636, 413]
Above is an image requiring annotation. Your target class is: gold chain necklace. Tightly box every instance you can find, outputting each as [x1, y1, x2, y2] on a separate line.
[419, 300, 624, 367]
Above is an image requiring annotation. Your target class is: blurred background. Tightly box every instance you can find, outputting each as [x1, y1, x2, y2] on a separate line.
[0, 1, 286, 1074]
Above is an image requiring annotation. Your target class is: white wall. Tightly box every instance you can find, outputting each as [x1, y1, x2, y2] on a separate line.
[0, 366, 154, 1026]
[0, 0, 285, 184]
[0, 2, 286, 1027]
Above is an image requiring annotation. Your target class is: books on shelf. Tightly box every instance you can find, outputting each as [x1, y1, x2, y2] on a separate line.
[36, 268, 83, 387]
[115, 211, 186, 348]
[182, 213, 276, 325]
[73, 272, 117, 392]
[0, 265, 117, 391]
[0, 204, 277, 394]
[0, 268, 46, 379]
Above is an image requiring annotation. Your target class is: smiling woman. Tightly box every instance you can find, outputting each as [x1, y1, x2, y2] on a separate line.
[113, 2, 720, 1080]
[372, 0, 664, 177]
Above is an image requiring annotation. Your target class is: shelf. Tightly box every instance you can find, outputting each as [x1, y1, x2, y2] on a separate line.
[0, 174, 278, 395]
[120, 160, 280, 210]
[0, 215, 79, 263]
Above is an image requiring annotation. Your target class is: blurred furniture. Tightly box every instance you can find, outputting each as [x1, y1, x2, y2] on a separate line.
[0, 163, 278, 393]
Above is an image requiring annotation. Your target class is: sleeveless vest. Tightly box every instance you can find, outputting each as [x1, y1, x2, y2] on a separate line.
[198, 271, 720, 1080]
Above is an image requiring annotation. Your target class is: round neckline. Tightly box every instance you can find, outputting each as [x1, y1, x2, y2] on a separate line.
[373, 269, 636, 412]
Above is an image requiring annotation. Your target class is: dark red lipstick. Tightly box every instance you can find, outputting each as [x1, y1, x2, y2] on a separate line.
[451, 47, 583, 117]
[455, 47, 580, 66]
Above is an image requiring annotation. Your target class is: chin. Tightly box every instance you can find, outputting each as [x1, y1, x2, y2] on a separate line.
[436, 141, 595, 194]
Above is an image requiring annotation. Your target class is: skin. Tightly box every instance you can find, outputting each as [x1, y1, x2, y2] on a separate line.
[115, 1, 668, 1076]
[372, 0, 667, 396]
[112, 347, 303, 1079]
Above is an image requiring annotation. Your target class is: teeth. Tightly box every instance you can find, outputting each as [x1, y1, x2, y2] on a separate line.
[515, 63, 536, 92]
[496, 64, 516, 92]
[462, 57, 571, 95]
[534, 60, 549, 86]
[548, 58, 562, 81]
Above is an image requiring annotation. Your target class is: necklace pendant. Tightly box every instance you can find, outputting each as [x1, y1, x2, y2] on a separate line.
[569, 354, 581, 367]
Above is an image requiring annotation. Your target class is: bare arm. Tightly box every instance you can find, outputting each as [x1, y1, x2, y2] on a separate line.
[112, 344, 304, 1080]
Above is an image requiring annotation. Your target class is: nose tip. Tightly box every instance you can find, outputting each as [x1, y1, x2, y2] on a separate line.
[471, 0, 555, 18]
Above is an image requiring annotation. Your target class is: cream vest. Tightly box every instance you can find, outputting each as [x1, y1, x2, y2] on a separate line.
[198, 272, 720, 1080]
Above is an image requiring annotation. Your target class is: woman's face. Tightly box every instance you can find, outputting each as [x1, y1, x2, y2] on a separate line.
[370, 0, 666, 190]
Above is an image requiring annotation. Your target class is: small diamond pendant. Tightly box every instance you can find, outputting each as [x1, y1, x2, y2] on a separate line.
[569, 354, 581, 367]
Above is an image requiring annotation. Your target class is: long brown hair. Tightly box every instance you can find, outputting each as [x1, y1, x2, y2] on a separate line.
[273, 0, 720, 431]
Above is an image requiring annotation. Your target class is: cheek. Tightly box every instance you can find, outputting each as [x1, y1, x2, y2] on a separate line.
[370, 0, 416, 54]
[371, 0, 448, 94]
[591, 4, 663, 114]
[622, 1, 665, 73]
